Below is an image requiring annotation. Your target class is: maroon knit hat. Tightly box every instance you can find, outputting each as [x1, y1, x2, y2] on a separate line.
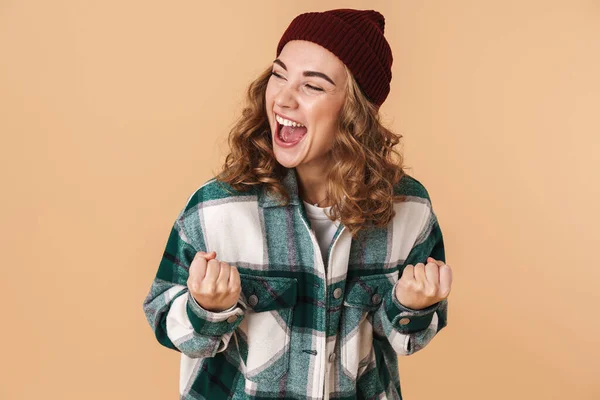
[276, 8, 393, 107]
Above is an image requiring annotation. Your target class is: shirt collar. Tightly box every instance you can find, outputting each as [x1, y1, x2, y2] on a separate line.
[257, 167, 301, 208]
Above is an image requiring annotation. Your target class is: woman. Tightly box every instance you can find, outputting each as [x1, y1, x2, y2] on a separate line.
[143, 8, 453, 400]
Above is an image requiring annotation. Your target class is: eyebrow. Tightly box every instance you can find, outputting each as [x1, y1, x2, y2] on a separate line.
[273, 59, 336, 86]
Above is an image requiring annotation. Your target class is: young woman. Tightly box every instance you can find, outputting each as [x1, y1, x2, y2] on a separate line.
[143, 8, 453, 400]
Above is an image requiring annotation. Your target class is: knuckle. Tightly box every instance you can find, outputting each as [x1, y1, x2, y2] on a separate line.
[188, 281, 198, 293]
[194, 257, 207, 268]
[187, 276, 199, 288]
[216, 284, 228, 294]
[426, 285, 439, 297]
[201, 282, 217, 295]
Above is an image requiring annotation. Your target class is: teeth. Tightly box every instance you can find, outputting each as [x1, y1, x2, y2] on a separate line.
[276, 114, 305, 128]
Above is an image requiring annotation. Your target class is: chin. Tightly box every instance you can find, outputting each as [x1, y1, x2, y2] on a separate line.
[274, 153, 301, 169]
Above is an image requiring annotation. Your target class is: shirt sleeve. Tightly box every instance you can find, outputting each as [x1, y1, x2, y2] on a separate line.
[142, 199, 245, 358]
[372, 204, 449, 355]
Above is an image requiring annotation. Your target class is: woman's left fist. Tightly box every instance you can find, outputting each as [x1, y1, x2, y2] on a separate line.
[395, 257, 453, 310]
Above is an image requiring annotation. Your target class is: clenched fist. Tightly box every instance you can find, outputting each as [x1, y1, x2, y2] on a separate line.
[187, 250, 241, 312]
[395, 257, 453, 310]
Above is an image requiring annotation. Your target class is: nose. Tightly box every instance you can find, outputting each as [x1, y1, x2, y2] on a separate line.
[274, 83, 298, 109]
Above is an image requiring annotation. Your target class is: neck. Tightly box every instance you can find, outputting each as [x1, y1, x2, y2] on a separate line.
[295, 163, 331, 207]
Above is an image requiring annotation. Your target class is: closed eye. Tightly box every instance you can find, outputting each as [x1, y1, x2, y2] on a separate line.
[271, 71, 324, 92]
[306, 84, 324, 92]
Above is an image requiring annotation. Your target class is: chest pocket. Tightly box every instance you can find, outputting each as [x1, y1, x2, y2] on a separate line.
[341, 273, 395, 382]
[234, 273, 298, 383]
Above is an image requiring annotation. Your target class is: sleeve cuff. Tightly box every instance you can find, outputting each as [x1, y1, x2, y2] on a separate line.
[384, 280, 441, 333]
[186, 294, 244, 336]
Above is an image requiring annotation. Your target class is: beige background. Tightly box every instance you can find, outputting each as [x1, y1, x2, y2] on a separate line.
[1, 1, 599, 399]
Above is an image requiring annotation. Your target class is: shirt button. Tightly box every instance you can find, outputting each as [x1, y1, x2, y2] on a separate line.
[248, 294, 259, 307]
[328, 353, 336, 362]
[227, 315, 238, 323]
[399, 317, 411, 325]
[372, 293, 382, 305]
[333, 288, 343, 299]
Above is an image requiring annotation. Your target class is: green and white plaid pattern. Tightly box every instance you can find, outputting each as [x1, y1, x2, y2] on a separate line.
[143, 167, 448, 399]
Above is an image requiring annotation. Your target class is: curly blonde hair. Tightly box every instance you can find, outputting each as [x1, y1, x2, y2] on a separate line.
[214, 64, 407, 239]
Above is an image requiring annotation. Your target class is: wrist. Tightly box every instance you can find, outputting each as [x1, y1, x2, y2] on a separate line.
[191, 295, 237, 313]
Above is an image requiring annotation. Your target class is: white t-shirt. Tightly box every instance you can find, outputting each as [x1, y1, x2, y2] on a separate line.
[303, 201, 341, 264]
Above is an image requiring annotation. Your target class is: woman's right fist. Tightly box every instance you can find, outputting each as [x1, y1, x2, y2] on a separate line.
[187, 251, 241, 312]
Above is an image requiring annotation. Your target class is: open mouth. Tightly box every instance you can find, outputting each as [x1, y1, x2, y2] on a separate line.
[275, 114, 308, 143]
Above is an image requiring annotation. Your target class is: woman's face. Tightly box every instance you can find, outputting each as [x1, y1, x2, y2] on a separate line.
[265, 40, 348, 169]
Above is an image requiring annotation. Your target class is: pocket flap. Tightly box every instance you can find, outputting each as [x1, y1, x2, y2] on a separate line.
[239, 274, 298, 312]
[343, 274, 395, 310]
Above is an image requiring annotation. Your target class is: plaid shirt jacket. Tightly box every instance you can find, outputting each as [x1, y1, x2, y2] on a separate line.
[143, 167, 448, 399]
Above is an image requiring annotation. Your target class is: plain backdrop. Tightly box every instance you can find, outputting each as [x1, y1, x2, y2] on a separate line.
[1, 1, 599, 399]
